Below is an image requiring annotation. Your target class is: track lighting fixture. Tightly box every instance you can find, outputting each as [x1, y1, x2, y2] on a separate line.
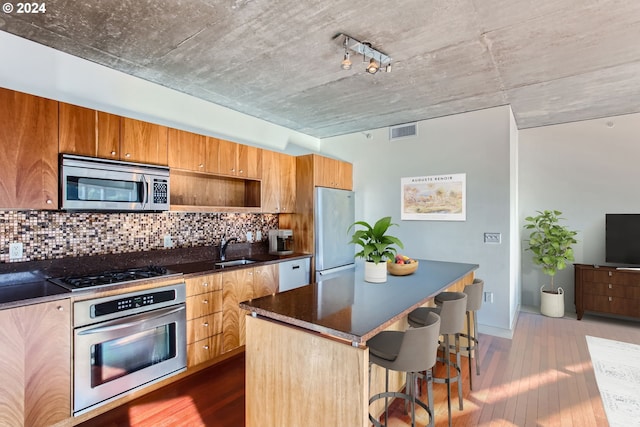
[338, 33, 391, 74]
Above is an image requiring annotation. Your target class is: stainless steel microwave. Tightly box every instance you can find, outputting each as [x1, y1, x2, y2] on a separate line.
[60, 154, 170, 211]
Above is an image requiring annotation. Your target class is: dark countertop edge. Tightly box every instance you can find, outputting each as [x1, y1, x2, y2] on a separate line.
[0, 252, 312, 310]
[0, 291, 72, 311]
[241, 261, 479, 345]
[174, 253, 312, 279]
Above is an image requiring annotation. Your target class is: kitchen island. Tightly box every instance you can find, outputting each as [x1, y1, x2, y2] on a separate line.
[240, 259, 478, 427]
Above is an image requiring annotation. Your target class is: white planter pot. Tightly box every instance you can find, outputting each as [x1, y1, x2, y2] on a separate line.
[364, 261, 387, 283]
[540, 285, 564, 317]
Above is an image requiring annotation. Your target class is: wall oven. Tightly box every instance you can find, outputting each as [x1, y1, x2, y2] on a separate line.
[60, 154, 170, 211]
[73, 283, 186, 415]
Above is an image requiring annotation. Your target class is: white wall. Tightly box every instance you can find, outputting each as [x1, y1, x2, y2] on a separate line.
[321, 106, 519, 337]
[519, 112, 640, 310]
[0, 31, 319, 152]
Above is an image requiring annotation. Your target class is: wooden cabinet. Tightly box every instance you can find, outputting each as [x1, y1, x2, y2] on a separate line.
[0, 299, 71, 427]
[0, 88, 58, 209]
[279, 154, 353, 279]
[185, 274, 224, 367]
[261, 150, 296, 213]
[167, 128, 208, 172]
[574, 264, 640, 320]
[217, 139, 262, 179]
[59, 103, 122, 160]
[313, 154, 352, 190]
[222, 264, 278, 352]
[120, 117, 168, 165]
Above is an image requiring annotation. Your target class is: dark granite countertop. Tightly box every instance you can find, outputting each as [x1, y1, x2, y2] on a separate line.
[240, 259, 478, 344]
[0, 243, 311, 310]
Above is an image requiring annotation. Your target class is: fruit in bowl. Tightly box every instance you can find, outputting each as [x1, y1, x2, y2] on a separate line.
[387, 255, 419, 275]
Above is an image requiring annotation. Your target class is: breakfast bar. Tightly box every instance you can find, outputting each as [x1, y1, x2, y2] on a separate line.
[241, 259, 478, 427]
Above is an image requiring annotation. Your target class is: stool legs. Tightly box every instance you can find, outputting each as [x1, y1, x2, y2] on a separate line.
[439, 333, 463, 427]
[463, 310, 481, 390]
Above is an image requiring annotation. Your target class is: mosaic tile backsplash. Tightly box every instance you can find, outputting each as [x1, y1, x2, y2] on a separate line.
[0, 211, 278, 263]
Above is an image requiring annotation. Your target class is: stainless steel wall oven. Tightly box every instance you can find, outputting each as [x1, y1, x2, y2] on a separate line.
[73, 282, 186, 415]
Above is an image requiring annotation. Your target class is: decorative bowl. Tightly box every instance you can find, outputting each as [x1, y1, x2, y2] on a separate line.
[387, 260, 419, 276]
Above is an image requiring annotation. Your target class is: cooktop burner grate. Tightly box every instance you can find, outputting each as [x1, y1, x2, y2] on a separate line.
[50, 266, 172, 291]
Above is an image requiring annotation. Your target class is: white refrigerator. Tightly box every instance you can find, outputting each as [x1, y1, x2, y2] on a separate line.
[314, 187, 355, 282]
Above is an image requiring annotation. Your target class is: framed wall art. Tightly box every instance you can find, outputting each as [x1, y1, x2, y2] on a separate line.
[401, 173, 466, 221]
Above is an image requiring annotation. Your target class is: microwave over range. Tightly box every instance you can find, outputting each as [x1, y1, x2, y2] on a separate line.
[60, 154, 170, 211]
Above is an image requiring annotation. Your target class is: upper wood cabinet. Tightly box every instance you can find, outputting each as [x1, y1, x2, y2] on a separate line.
[120, 117, 168, 165]
[217, 139, 262, 179]
[313, 155, 353, 190]
[59, 104, 169, 165]
[0, 299, 71, 427]
[0, 88, 58, 209]
[261, 150, 296, 213]
[167, 128, 208, 172]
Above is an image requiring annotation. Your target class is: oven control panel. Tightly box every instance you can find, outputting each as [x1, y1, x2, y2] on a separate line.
[92, 289, 176, 318]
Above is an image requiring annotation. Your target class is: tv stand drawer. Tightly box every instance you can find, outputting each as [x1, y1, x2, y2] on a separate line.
[575, 264, 640, 320]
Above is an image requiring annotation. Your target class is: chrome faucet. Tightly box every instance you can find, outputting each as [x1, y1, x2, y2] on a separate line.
[219, 235, 238, 261]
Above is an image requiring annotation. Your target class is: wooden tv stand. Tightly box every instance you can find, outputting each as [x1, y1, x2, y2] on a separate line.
[574, 264, 640, 320]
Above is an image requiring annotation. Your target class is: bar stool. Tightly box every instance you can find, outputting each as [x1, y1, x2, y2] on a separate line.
[435, 278, 484, 390]
[368, 312, 441, 427]
[408, 293, 467, 427]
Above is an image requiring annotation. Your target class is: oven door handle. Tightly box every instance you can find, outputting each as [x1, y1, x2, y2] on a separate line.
[77, 305, 185, 336]
[140, 173, 149, 209]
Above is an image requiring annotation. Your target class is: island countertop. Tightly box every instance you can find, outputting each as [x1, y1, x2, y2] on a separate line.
[240, 259, 478, 344]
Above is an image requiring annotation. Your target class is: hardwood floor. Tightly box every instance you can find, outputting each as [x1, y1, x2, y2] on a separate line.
[81, 310, 640, 427]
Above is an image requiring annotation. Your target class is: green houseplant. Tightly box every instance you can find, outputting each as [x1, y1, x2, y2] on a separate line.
[349, 216, 404, 283]
[524, 210, 578, 317]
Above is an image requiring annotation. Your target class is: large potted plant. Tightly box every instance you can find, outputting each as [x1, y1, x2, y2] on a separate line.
[524, 210, 578, 317]
[349, 216, 404, 283]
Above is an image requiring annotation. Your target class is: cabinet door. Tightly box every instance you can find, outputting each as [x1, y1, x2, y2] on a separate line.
[238, 144, 262, 179]
[222, 268, 254, 351]
[313, 155, 352, 190]
[254, 264, 278, 297]
[0, 88, 58, 209]
[204, 137, 221, 174]
[0, 299, 71, 427]
[59, 103, 97, 156]
[168, 128, 207, 172]
[336, 161, 353, 190]
[279, 153, 297, 212]
[218, 139, 238, 176]
[261, 151, 296, 213]
[120, 117, 168, 165]
[96, 112, 121, 160]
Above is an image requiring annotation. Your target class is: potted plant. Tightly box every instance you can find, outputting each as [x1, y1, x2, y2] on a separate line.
[524, 210, 578, 317]
[348, 216, 404, 283]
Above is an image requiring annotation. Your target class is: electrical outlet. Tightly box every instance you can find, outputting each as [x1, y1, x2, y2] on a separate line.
[9, 242, 23, 260]
[484, 232, 501, 244]
[484, 291, 494, 303]
[163, 235, 173, 248]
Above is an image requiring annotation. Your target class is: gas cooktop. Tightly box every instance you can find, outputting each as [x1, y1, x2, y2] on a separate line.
[49, 266, 179, 291]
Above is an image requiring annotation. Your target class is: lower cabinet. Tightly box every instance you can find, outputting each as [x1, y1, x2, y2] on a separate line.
[575, 263, 640, 320]
[185, 274, 224, 368]
[0, 299, 71, 427]
[222, 264, 278, 353]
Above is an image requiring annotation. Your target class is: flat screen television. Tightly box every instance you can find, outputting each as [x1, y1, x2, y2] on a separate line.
[606, 214, 640, 265]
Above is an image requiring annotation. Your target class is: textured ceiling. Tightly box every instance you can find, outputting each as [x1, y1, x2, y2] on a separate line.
[1, 0, 640, 138]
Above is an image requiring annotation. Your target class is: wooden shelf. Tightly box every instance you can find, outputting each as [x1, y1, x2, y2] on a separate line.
[170, 169, 261, 211]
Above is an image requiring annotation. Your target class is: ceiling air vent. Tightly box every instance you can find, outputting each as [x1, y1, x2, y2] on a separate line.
[389, 123, 417, 140]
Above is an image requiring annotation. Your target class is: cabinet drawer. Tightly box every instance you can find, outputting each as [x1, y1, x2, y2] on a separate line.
[187, 312, 223, 344]
[587, 269, 640, 285]
[582, 282, 629, 297]
[186, 274, 222, 296]
[583, 294, 638, 317]
[186, 290, 222, 319]
[187, 334, 223, 367]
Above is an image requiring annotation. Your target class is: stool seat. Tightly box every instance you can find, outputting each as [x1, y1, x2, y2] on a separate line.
[408, 292, 467, 427]
[368, 312, 441, 427]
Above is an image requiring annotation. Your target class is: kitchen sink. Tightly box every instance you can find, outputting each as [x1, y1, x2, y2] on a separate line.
[215, 259, 257, 268]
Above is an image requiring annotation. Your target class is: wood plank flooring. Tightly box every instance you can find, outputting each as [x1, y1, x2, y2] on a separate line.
[81, 310, 640, 427]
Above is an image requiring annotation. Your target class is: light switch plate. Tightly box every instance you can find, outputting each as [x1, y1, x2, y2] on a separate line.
[484, 232, 501, 244]
[9, 242, 23, 260]
[163, 235, 173, 248]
